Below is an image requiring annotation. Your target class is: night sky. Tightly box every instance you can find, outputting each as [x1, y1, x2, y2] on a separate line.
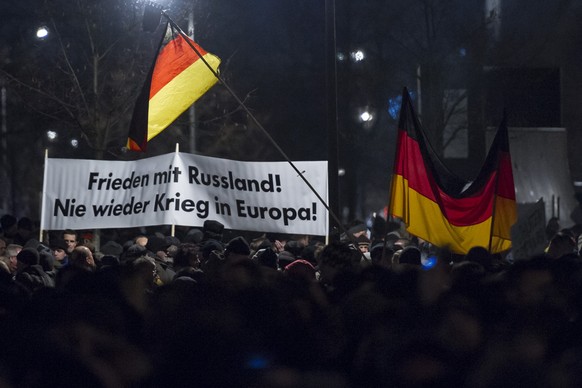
[1, 0, 581, 224]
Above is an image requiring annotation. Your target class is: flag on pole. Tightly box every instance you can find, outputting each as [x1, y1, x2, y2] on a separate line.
[127, 22, 221, 152]
[389, 88, 516, 255]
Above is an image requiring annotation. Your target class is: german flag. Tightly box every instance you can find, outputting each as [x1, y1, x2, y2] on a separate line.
[389, 88, 516, 255]
[127, 22, 221, 152]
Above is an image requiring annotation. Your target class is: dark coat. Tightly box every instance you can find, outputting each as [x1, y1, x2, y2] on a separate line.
[14, 264, 55, 293]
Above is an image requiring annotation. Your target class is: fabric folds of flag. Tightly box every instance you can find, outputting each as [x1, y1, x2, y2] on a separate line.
[127, 22, 221, 152]
[389, 88, 517, 255]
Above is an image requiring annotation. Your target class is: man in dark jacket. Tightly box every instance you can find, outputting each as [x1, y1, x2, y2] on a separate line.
[14, 247, 55, 293]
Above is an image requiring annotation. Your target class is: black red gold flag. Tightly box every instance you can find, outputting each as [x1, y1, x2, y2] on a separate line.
[127, 22, 221, 152]
[389, 88, 516, 254]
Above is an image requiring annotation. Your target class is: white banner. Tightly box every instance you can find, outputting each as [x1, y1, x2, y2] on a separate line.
[41, 152, 329, 236]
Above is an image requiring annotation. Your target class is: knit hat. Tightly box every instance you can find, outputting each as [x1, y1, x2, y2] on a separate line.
[347, 223, 367, 236]
[49, 238, 68, 252]
[183, 228, 203, 244]
[146, 236, 170, 253]
[201, 240, 224, 260]
[356, 235, 371, 248]
[399, 246, 421, 265]
[225, 236, 250, 256]
[165, 235, 181, 247]
[203, 220, 224, 240]
[17, 247, 40, 266]
[125, 243, 147, 259]
[100, 241, 124, 257]
[252, 248, 278, 270]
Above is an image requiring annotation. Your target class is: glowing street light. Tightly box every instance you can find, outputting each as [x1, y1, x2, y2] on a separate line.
[360, 111, 373, 122]
[357, 106, 376, 132]
[36, 26, 49, 39]
[351, 49, 365, 62]
[46, 130, 57, 141]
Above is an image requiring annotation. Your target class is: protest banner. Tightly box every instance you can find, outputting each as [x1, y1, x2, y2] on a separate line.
[41, 152, 329, 236]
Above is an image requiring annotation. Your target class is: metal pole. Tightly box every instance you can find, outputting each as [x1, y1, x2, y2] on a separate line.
[1, 86, 8, 212]
[188, 5, 196, 153]
[325, 0, 340, 237]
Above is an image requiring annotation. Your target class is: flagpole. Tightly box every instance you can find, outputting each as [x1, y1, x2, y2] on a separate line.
[187, 6, 196, 153]
[487, 121, 505, 254]
[160, 12, 351, 242]
[325, 0, 340, 238]
[171, 142, 179, 238]
[383, 88, 411, 261]
[387, 89, 409, 220]
[39, 148, 49, 242]
[488, 164, 501, 254]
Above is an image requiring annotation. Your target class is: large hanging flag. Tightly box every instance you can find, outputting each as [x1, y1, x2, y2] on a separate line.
[127, 22, 221, 152]
[389, 88, 516, 255]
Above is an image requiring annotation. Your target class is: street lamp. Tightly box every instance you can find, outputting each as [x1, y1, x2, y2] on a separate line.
[46, 130, 57, 141]
[357, 106, 376, 131]
[351, 49, 365, 62]
[36, 26, 49, 39]
[360, 111, 373, 122]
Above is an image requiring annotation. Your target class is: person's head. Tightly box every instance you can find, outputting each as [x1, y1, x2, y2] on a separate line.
[69, 245, 96, 270]
[465, 246, 492, 266]
[398, 246, 422, 266]
[99, 240, 124, 259]
[252, 248, 278, 270]
[284, 259, 316, 281]
[546, 232, 578, 259]
[125, 255, 158, 289]
[317, 241, 362, 286]
[347, 221, 367, 239]
[124, 243, 147, 261]
[200, 239, 223, 263]
[146, 235, 170, 261]
[173, 243, 201, 269]
[224, 236, 251, 264]
[50, 238, 68, 263]
[283, 240, 305, 258]
[62, 229, 78, 254]
[16, 247, 40, 269]
[6, 244, 22, 273]
[202, 220, 224, 241]
[356, 235, 371, 253]
[134, 235, 148, 247]
[370, 243, 394, 268]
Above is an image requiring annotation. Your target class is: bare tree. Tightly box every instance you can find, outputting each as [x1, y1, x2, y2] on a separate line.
[1, 0, 154, 159]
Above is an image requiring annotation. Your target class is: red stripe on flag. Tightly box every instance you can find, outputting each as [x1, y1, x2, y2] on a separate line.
[393, 129, 497, 226]
[150, 34, 209, 98]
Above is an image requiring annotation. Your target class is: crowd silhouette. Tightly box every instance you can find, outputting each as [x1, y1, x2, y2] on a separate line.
[1, 214, 582, 387]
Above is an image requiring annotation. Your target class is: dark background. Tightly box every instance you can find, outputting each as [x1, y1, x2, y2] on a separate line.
[2, 0, 582, 229]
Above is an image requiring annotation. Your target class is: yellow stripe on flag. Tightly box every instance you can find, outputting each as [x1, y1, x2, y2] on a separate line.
[390, 174, 512, 254]
[147, 53, 220, 141]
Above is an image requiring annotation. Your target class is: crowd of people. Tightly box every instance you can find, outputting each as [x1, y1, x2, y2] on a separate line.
[1, 212, 582, 387]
